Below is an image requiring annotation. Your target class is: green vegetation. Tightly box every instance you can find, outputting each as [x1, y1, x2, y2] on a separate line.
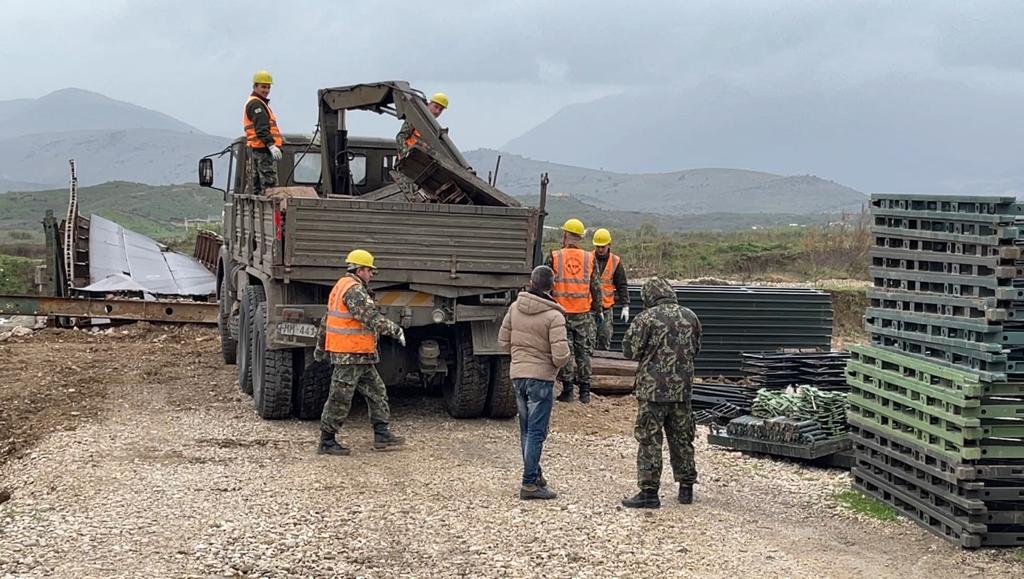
[833, 490, 900, 522]
[0, 181, 222, 241]
[1014, 547, 1024, 563]
[543, 215, 870, 281]
[0, 254, 38, 294]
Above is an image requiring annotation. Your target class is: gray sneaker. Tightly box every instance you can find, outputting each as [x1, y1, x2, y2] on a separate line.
[520, 484, 557, 500]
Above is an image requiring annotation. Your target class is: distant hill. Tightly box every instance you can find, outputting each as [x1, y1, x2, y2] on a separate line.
[0, 177, 50, 194]
[501, 77, 1024, 194]
[0, 88, 202, 137]
[0, 181, 222, 240]
[0, 129, 229, 188]
[517, 194, 833, 232]
[466, 149, 866, 214]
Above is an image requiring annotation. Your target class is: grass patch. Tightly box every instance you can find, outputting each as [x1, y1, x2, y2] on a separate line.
[1013, 547, 1024, 563]
[834, 490, 900, 522]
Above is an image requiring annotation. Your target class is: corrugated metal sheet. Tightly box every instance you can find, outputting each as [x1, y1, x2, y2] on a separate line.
[87, 214, 216, 296]
[284, 198, 537, 274]
[609, 285, 833, 377]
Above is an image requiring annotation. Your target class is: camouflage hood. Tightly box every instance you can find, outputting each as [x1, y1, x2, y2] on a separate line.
[641, 277, 677, 308]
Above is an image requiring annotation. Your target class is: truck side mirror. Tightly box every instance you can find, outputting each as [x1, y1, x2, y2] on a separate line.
[198, 158, 214, 187]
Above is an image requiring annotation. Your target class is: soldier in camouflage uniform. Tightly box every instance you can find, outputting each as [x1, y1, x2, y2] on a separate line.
[395, 91, 448, 159]
[621, 277, 702, 508]
[314, 249, 407, 455]
[545, 218, 603, 404]
[243, 70, 283, 195]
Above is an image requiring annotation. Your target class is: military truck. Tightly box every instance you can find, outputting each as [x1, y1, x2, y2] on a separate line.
[198, 82, 545, 420]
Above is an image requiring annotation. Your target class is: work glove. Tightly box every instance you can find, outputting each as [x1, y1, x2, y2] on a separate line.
[268, 145, 283, 161]
[396, 328, 407, 347]
[595, 312, 604, 328]
[620, 306, 630, 324]
[313, 346, 326, 363]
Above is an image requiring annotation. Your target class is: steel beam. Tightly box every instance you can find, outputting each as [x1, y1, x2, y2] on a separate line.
[0, 294, 217, 324]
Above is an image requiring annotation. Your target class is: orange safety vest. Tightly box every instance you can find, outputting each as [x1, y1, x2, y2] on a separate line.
[405, 128, 421, 149]
[551, 248, 595, 314]
[325, 277, 377, 354]
[243, 95, 283, 149]
[598, 252, 621, 309]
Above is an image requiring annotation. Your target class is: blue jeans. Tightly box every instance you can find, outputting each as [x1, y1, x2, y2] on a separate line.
[515, 378, 554, 486]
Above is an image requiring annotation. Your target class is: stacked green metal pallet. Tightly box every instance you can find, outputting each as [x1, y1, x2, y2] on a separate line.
[849, 194, 1024, 548]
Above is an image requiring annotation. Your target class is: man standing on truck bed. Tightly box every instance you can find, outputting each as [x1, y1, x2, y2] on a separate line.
[396, 92, 448, 159]
[545, 218, 602, 404]
[621, 277, 702, 509]
[592, 228, 630, 350]
[243, 70, 283, 195]
[314, 249, 407, 455]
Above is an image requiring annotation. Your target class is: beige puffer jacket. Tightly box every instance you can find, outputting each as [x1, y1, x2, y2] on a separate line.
[497, 290, 571, 381]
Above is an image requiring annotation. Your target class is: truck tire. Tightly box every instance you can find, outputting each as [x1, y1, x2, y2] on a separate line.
[218, 277, 237, 365]
[442, 330, 488, 418]
[236, 284, 265, 396]
[294, 359, 331, 420]
[251, 302, 296, 420]
[485, 356, 517, 419]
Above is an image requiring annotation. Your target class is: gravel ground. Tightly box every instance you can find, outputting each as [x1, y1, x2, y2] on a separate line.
[1, 326, 1022, 578]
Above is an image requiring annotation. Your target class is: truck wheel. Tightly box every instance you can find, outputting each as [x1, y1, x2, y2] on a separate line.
[294, 358, 331, 420]
[251, 302, 296, 419]
[218, 277, 237, 365]
[442, 330, 488, 418]
[236, 284, 265, 396]
[485, 356, 517, 419]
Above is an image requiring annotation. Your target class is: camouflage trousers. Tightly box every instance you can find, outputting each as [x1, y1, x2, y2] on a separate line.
[558, 313, 595, 385]
[634, 400, 697, 490]
[250, 147, 278, 195]
[595, 307, 615, 350]
[320, 363, 391, 434]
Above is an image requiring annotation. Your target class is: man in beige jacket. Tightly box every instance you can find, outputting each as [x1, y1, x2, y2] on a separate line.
[498, 265, 571, 500]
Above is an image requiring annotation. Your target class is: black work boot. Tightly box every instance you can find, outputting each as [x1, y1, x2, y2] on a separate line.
[372, 430, 405, 451]
[621, 489, 661, 509]
[556, 382, 574, 402]
[578, 383, 592, 404]
[317, 430, 351, 456]
[537, 473, 548, 488]
[678, 484, 694, 505]
[520, 484, 557, 500]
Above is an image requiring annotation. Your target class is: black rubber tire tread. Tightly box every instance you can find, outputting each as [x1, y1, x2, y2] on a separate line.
[251, 302, 296, 420]
[294, 358, 332, 420]
[442, 327, 489, 418]
[485, 356, 517, 419]
[218, 277, 238, 365]
[236, 284, 265, 396]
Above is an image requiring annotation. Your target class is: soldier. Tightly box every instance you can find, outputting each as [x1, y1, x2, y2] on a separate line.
[314, 249, 407, 455]
[243, 70, 283, 195]
[396, 92, 448, 159]
[545, 218, 602, 404]
[620, 277, 702, 508]
[591, 228, 629, 350]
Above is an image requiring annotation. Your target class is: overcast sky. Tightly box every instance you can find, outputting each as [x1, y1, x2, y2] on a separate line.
[5, 0, 1024, 151]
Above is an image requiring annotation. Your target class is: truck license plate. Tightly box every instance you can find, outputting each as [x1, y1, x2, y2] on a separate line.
[277, 322, 317, 338]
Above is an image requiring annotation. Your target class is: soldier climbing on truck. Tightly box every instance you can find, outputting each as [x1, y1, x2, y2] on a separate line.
[198, 81, 548, 422]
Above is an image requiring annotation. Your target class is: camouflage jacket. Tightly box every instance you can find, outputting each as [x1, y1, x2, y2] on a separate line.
[544, 248, 603, 314]
[245, 93, 275, 148]
[623, 278, 702, 402]
[396, 120, 416, 158]
[315, 274, 403, 365]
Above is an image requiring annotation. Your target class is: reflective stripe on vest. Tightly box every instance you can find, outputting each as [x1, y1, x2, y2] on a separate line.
[243, 95, 283, 149]
[551, 248, 595, 314]
[598, 252, 621, 309]
[325, 277, 376, 354]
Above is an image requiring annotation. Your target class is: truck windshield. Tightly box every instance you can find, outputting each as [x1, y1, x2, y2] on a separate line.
[293, 152, 321, 184]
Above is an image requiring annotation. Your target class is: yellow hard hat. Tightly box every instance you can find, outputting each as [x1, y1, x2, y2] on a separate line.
[430, 92, 449, 109]
[345, 249, 376, 269]
[561, 218, 585, 236]
[252, 70, 274, 85]
[592, 228, 612, 247]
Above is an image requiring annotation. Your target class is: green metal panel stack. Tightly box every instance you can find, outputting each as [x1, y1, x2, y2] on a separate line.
[848, 194, 1024, 548]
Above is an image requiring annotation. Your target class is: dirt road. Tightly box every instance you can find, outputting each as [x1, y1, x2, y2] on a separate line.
[1, 326, 1021, 577]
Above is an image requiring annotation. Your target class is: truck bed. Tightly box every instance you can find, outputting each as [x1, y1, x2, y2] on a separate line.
[233, 195, 538, 288]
